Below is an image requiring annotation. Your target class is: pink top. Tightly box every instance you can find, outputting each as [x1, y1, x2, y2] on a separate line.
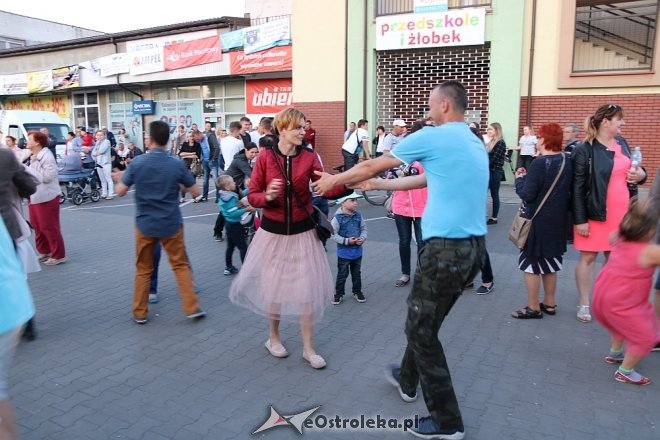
[573, 141, 630, 252]
[391, 162, 427, 218]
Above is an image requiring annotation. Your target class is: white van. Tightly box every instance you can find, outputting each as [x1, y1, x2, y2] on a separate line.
[0, 110, 71, 160]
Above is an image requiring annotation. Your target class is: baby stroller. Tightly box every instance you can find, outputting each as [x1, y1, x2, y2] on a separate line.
[58, 168, 102, 205]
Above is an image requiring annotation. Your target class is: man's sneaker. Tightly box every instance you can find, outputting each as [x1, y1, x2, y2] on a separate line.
[186, 309, 207, 320]
[476, 283, 494, 295]
[354, 292, 366, 303]
[331, 294, 343, 305]
[224, 266, 239, 276]
[409, 416, 465, 440]
[214, 235, 223, 242]
[134, 316, 148, 325]
[384, 364, 417, 403]
[651, 342, 660, 352]
[148, 293, 159, 304]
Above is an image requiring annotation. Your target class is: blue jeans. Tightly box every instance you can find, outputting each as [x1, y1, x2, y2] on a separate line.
[335, 257, 362, 295]
[488, 169, 503, 218]
[394, 215, 424, 277]
[210, 158, 220, 201]
[201, 159, 212, 199]
[481, 250, 493, 284]
[225, 222, 247, 267]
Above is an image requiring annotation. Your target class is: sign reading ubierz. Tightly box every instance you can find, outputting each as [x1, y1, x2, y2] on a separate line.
[376, 8, 485, 51]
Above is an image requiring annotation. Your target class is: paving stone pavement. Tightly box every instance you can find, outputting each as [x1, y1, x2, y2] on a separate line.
[10, 185, 659, 440]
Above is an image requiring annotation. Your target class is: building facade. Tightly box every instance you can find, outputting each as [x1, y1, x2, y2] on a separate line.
[0, 14, 292, 151]
[519, 0, 659, 179]
[0, 11, 103, 49]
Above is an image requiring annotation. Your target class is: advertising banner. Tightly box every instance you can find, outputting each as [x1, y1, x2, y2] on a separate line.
[132, 100, 155, 115]
[229, 45, 292, 75]
[164, 36, 221, 71]
[2, 73, 28, 95]
[129, 47, 165, 75]
[52, 65, 80, 89]
[3, 95, 70, 118]
[155, 100, 201, 134]
[246, 79, 292, 114]
[376, 8, 486, 51]
[126, 30, 217, 52]
[27, 70, 53, 94]
[98, 53, 130, 77]
[221, 29, 244, 52]
[243, 17, 291, 55]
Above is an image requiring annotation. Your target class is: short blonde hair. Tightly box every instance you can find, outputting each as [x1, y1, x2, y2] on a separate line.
[273, 108, 305, 133]
[217, 174, 234, 189]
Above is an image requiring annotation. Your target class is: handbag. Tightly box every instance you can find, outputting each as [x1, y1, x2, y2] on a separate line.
[190, 158, 203, 177]
[509, 154, 566, 249]
[271, 150, 333, 241]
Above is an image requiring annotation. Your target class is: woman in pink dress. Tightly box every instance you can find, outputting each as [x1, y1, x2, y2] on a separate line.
[592, 200, 660, 385]
[571, 104, 647, 322]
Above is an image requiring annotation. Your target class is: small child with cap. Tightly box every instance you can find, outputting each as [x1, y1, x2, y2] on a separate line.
[331, 193, 367, 304]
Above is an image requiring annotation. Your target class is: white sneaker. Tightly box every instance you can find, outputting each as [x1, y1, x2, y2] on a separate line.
[577, 305, 591, 322]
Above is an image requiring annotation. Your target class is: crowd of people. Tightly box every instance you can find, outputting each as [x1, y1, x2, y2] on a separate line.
[1, 81, 659, 440]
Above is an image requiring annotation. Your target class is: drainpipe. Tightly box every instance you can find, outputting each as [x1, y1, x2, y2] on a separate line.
[111, 37, 145, 144]
[525, 0, 537, 127]
[362, 0, 368, 118]
[344, 0, 349, 128]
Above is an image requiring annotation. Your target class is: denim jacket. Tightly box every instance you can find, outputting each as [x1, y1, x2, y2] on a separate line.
[331, 207, 367, 260]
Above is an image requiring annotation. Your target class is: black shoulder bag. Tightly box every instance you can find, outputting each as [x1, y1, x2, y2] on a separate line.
[270, 150, 333, 241]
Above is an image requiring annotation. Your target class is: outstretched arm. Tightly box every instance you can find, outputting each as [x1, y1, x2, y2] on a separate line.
[358, 174, 427, 191]
[313, 153, 402, 195]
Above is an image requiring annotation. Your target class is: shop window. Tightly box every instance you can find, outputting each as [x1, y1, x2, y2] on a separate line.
[153, 87, 177, 101]
[177, 85, 201, 99]
[72, 92, 99, 131]
[107, 89, 143, 149]
[225, 81, 244, 97]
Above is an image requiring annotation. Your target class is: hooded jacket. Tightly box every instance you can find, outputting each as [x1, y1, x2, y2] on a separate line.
[226, 150, 253, 189]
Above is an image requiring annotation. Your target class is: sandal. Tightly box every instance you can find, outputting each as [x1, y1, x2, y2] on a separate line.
[395, 276, 410, 287]
[512, 306, 543, 319]
[539, 303, 556, 315]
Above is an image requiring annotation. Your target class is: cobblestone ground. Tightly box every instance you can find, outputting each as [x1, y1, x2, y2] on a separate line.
[10, 186, 659, 439]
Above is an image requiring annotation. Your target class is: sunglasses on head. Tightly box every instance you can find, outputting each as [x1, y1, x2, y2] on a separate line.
[607, 104, 621, 110]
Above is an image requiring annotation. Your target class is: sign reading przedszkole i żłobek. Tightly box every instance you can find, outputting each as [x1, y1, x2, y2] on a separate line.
[376, 8, 485, 51]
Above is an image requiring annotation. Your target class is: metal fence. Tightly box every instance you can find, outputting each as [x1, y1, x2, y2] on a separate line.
[376, 0, 491, 16]
[573, 1, 657, 72]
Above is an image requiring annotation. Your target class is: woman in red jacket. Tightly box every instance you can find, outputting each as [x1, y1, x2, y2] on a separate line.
[229, 108, 348, 369]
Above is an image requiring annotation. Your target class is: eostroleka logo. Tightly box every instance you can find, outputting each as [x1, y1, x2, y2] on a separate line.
[252, 405, 321, 435]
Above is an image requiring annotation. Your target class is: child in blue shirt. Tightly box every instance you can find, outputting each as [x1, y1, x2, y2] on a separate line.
[331, 193, 367, 304]
[217, 175, 253, 275]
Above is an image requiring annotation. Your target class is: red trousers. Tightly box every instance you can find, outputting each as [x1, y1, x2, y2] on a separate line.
[28, 196, 66, 259]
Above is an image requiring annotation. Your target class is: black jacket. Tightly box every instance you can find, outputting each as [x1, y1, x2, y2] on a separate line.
[206, 130, 220, 161]
[571, 136, 647, 224]
[0, 149, 38, 240]
[226, 151, 253, 189]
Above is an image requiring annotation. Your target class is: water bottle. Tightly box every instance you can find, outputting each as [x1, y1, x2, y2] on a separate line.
[631, 146, 642, 171]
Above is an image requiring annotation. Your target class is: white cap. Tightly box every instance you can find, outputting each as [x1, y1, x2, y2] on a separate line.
[392, 119, 406, 127]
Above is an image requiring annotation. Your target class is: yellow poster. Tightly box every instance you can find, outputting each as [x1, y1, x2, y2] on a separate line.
[3, 95, 70, 119]
[27, 70, 53, 94]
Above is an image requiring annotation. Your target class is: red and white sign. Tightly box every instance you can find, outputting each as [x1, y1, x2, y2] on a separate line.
[246, 79, 292, 114]
[229, 45, 292, 75]
[164, 36, 221, 71]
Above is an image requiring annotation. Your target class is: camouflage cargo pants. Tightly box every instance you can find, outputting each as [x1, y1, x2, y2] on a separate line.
[398, 236, 485, 429]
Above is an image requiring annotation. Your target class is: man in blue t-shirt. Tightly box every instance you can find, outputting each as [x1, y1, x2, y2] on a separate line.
[113, 120, 205, 324]
[313, 81, 487, 439]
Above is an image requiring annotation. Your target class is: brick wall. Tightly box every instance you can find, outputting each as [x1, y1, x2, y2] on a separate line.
[293, 101, 345, 169]
[376, 44, 490, 130]
[519, 94, 660, 184]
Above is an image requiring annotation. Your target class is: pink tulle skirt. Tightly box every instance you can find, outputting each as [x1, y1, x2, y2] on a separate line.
[229, 228, 333, 323]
